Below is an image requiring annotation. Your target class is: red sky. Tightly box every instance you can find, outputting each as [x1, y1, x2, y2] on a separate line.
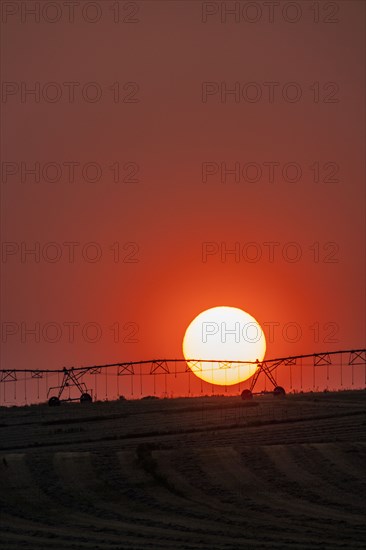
[1, 1, 365, 402]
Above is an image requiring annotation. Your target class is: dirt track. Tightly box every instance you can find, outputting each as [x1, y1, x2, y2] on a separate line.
[0, 391, 365, 549]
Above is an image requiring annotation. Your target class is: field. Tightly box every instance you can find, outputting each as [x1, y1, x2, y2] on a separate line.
[0, 390, 365, 549]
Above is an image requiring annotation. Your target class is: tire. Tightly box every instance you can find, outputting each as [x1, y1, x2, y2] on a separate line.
[80, 393, 92, 403]
[48, 396, 60, 407]
[273, 386, 286, 397]
[241, 389, 253, 400]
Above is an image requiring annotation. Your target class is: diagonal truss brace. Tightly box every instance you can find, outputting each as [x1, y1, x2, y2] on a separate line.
[314, 353, 331, 366]
[31, 370, 43, 379]
[118, 363, 134, 375]
[89, 367, 102, 375]
[349, 351, 366, 365]
[250, 361, 279, 391]
[150, 360, 170, 374]
[185, 360, 202, 372]
[0, 370, 17, 382]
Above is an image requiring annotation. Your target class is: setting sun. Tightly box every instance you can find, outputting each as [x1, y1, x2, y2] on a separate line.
[182, 306, 266, 386]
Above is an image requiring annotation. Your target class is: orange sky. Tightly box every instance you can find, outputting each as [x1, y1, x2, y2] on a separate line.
[1, 1, 365, 402]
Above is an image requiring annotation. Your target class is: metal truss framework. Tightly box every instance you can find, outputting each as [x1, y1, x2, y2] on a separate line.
[0, 349, 365, 404]
[47, 367, 90, 402]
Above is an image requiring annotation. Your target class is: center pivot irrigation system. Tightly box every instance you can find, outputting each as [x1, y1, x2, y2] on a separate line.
[1, 349, 365, 406]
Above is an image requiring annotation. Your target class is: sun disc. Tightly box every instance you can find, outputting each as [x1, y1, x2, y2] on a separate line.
[182, 306, 266, 386]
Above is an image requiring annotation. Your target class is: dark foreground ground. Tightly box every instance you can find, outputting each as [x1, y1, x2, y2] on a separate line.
[0, 390, 365, 549]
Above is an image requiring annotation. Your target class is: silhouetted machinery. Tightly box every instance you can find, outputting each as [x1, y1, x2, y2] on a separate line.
[240, 357, 290, 399]
[241, 359, 287, 399]
[47, 367, 92, 406]
[26, 349, 363, 406]
[241, 386, 286, 400]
